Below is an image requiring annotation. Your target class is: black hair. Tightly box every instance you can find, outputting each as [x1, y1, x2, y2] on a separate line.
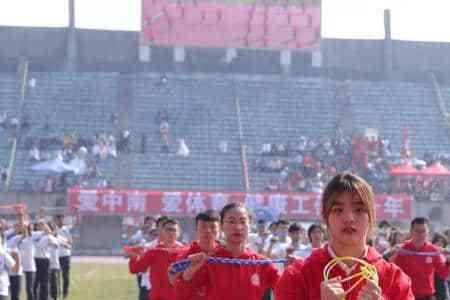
[388, 230, 404, 247]
[161, 218, 179, 228]
[195, 210, 220, 226]
[269, 221, 278, 228]
[288, 223, 302, 233]
[307, 223, 325, 243]
[219, 202, 249, 223]
[156, 216, 169, 227]
[144, 216, 155, 224]
[378, 220, 391, 229]
[410, 217, 430, 229]
[432, 232, 448, 248]
[278, 219, 289, 226]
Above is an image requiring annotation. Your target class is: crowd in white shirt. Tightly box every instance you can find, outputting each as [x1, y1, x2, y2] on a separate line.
[0, 208, 72, 300]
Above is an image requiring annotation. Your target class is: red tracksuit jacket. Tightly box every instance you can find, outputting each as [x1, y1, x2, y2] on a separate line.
[275, 245, 414, 300]
[179, 241, 219, 300]
[129, 243, 186, 300]
[181, 241, 220, 258]
[175, 245, 279, 300]
[394, 240, 450, 298]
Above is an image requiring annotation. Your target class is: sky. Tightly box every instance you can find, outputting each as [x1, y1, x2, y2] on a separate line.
[0, 0, 449, 42]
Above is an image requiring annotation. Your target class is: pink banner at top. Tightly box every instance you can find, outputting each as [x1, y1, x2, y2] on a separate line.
[68, 188, 411, 221]
[141, 0, 321, 49]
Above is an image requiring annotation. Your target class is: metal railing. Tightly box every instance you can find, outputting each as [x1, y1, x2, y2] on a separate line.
[430, 72, 450, 142]
[234, 96, 251, 192]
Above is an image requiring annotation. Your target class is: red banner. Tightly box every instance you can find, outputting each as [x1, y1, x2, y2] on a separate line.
[68, 188, 412, 221]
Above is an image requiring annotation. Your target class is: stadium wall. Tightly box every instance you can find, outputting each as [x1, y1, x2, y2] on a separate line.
[2, 26, 450, 79]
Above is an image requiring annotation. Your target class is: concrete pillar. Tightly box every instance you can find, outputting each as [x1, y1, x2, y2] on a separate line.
[383, 9, 394, 75]
[139, 45, 152, 62]
[224, 48, 237, 64]
[280, 49, 291, 74]
[65, 0, 78, 72]
[312, 50, 322, 68]
[174, 46, 186, 72]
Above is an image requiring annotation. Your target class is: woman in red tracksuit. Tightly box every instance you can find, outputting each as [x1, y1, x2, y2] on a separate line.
[174, 202, 280, 300]
[275, 173, 414, 300]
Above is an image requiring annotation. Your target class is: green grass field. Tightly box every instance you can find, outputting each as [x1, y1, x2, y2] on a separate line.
[69, 262, 137, 300]
[18, 260, 138, 300]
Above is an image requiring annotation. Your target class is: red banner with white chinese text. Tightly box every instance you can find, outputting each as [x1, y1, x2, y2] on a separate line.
[68, 188, 412, 221]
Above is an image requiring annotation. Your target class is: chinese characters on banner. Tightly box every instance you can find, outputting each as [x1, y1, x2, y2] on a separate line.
[68, 188, 412, 221]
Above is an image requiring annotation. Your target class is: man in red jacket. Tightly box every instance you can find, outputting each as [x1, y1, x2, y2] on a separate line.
[184, 210, 221, 257]
[175, 210, 221, 300]
[393, 217, 450, 300]
[175, 202, 280, 300]
[129, 218, 186, 300]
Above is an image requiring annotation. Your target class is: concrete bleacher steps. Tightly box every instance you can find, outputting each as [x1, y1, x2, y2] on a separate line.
[1, 72, 450, 192]
[351, 81, 450, 154]
[236, 76, 338, 190]
[129, 73, 244, 191]
[0, 72, 119, 189]
[131, 153, 243, 190]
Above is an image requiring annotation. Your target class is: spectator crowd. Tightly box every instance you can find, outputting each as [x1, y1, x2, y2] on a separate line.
[253, 126, 450, 203]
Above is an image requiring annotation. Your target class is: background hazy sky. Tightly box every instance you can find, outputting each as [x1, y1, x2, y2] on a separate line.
[0, 0, 447, 42]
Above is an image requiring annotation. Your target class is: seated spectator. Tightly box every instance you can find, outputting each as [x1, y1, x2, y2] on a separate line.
[9, 117, 19, 129]
[176, 139, 190, 157]
[117, 130, 131, 153]
[87, 163, 101, 179]
[93, 136, 109, 160]
[63, 134, 74, 150]
[260, 143, 272, 156]
[77, 137, 94, 150]
[56, 174, 69, 191]
[96, 177, 110, 188]
[155, 73, 168, 90]
[157, 109, 169, 123]
[140, 133, 147, 154]
[267, 158, 283, 172]
[109, 113, 118, 124]
[0, 112, 7, 129]
[302, 154, 315, 177]
[43, 175, 55, 193]
[20, 114, 31, 133]
[108, 134, 117, 157]
[29, 146, 41, 161]
[160, 121, 170, 153]
[265, 177, 280, 192]
[0, 165, 7, 183]
[78, 146, 88, 159]
[276, 143, 288, 156]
